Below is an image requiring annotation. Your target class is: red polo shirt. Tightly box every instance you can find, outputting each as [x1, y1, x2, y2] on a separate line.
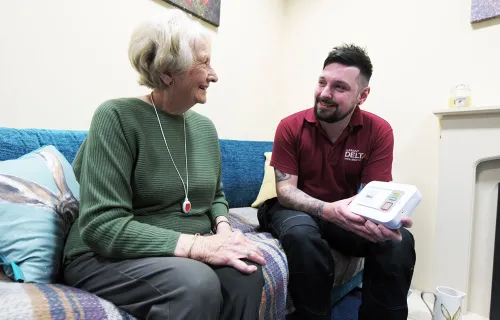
[270, 106, 394, 203]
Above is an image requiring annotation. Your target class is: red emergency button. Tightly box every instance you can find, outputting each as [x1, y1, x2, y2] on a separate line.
[381, 202, 393, 211]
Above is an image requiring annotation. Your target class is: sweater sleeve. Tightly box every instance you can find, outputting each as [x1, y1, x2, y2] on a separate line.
[76, 103, 181, 258]
[209, 154, 229, 222]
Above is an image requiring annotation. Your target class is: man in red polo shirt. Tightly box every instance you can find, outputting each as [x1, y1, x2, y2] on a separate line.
[260, 44, 416, 320]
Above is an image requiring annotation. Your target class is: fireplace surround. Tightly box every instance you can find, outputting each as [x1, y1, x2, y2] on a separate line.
[433, 105, 500, 318]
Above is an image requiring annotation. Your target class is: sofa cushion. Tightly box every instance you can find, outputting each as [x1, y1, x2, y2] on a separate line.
[0, 145, 80, 283]
[251, 151, 277, 208]
[219, 139, 273, 208]
[0, 281, 136, 320]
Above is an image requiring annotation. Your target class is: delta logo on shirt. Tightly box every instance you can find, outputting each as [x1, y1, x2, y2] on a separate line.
[344, 149, 367, 162]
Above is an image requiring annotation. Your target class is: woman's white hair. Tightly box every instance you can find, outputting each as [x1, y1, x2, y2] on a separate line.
[128, 8, 209, 90]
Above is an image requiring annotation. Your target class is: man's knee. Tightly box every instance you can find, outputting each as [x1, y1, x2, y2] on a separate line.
[281, 223, 321, 249]
[376, 228, 416, 272]
[273, 211, 320, 246]
[401, 227, 416, 267]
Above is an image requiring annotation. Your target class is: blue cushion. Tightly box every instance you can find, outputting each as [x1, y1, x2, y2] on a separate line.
[0, 145, 80, 283]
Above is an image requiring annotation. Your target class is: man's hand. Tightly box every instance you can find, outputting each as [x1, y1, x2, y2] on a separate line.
[323, 196, 411, 243]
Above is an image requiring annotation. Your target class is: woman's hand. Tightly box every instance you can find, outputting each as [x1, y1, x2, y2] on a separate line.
[191, 231, 266, 274]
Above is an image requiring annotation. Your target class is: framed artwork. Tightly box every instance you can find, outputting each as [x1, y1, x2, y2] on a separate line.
[471, 0, 500, 23]
[163, 0, 221, 27]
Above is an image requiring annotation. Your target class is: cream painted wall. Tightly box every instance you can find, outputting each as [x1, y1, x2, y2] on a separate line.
[282, 0, 500, 292]
[0, 0, 284, 141]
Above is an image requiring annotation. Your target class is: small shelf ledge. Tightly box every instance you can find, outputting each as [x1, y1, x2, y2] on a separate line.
[433, 105, 500, 117]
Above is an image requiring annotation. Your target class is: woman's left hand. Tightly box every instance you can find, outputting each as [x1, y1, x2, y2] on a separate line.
[192, 230, 266, 274]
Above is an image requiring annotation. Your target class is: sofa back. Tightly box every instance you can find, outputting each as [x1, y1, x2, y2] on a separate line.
[0, 127, 273, 208]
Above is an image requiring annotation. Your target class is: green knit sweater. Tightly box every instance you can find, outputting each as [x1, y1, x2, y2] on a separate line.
[63, 98, 229, 263]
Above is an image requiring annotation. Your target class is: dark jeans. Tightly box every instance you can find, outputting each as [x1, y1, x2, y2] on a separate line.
[265, 202, 416, 320]
[64, 252, 264, 320]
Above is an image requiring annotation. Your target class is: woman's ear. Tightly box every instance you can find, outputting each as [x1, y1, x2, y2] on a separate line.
[160, 72, 173, 86]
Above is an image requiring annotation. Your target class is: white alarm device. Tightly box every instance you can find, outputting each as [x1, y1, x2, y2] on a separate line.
[347, 181, 422, 229]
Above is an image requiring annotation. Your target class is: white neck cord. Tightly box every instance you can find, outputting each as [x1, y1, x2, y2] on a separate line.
[150, 93, 190, 211]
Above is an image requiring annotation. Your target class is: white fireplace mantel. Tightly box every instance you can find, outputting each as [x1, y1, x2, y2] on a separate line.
[432, 105, 500, 315]
[433, 105, 500, 117]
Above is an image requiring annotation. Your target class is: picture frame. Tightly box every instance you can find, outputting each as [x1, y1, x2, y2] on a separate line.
[162, 0, 221, 27]
[471, 0, 500, 23]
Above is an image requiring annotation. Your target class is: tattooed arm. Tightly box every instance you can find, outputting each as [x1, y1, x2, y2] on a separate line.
[275, 168, 401, 242]
[274, 168, 326, 219]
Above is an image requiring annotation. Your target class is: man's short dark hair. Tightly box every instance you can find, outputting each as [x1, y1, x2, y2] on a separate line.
[323, 44, 373, 86]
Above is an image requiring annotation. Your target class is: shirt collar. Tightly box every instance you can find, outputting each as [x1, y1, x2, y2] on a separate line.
[304, 106, 364, 128]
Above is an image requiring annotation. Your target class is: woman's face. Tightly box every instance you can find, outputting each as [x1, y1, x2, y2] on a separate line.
[174, 38, 218, 106]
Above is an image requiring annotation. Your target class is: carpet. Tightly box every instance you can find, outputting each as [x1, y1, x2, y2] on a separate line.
[332, 288, 361, 320]
[285, 289, 362, 320]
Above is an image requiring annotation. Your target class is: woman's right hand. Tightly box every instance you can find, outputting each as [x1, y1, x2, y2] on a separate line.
[192, 231, 266, 274]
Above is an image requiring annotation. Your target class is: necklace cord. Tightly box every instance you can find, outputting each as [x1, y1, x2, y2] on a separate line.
[150, 93, 189, 200]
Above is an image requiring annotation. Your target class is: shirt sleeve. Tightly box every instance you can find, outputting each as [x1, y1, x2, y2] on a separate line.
[270, 120, 299, 175]
[75, 103, 181, 258]
[360, 127, 394, 184]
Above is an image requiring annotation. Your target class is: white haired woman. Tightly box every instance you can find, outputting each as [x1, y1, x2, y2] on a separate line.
[63, 8, 266, 320]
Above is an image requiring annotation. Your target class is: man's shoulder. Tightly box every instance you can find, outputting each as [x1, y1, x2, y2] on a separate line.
[359, 109, 393, 132]
[279, 108, 312, 127]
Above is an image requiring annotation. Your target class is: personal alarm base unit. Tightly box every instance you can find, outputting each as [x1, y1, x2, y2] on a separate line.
[347, 181, 422, 230]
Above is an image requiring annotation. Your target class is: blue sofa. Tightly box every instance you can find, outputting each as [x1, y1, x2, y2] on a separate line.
[0, 127, 363, 320]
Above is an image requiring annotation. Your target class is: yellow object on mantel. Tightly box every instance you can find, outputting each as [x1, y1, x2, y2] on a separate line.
[448, 84, 472, 108]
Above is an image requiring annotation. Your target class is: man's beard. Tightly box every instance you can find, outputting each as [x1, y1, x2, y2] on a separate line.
[314, 97, 356, 123]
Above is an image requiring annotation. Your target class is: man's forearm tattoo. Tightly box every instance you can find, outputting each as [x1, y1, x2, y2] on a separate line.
[274, 169, 291, 182]
[279, 186, 324, 219]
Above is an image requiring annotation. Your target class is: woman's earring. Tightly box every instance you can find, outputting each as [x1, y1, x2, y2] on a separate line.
[170, 81, 173, 85]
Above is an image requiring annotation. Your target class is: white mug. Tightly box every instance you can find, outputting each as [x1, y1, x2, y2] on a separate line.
[421, 286, 466, 320]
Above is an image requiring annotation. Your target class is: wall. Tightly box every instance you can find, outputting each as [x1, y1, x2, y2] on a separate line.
[0, 0, 285, 141]
[282, 0, 500, 292]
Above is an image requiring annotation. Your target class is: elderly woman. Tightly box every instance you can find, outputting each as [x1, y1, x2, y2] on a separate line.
[63, 8, 266, 320]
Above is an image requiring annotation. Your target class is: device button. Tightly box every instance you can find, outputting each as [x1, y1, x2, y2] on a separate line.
[389, 196, 398, 201]
[381, 202, 393, 211]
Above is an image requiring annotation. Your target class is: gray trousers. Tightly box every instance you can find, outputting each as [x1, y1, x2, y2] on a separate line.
[64, 252, 264, 320]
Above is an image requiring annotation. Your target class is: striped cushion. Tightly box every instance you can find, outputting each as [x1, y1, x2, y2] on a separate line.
[0, 281, 135, 320]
